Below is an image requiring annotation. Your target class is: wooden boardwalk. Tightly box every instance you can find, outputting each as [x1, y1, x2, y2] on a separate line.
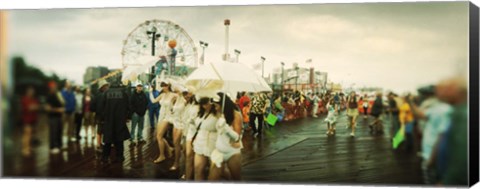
[2, 111, 423, 185]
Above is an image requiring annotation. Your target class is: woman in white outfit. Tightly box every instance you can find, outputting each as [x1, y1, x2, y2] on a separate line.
[192, 95, 219, 180]
[149, 81, 177, 163]
[180, 91, 198, 180]
[168, 90, 187, 170]
[209, 92, 243, 181]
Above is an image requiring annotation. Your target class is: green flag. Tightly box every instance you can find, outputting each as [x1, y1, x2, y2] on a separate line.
[266, 113, 278, 126]
[393, 125, 405, 149]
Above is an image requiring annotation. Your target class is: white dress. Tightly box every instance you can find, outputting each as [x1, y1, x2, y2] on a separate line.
[183, 103, 199, 141]
[324, 103, 337, 124]
[193, 113, 218, 157]
[211, 117, 243, 168]
[150, 92, 176, 123]
[167, 97, 186, 130]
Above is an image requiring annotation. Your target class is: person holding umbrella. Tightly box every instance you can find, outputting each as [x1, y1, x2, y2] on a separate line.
[209, 92, 243, 181]
[192, 90, 219, 180]
[180, 87, 199, 180]
[167, 87, 187, 171]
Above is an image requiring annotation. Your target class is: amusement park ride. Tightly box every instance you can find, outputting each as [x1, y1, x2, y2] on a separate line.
[120, 19, 198, 90]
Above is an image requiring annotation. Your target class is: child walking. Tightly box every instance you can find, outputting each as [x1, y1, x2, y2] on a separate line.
[324, 98, 338, 136]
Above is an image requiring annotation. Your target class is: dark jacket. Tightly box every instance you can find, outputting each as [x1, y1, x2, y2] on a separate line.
[131, 90, 148, 116]
[90, 90, 106, 120]
[100, 87, 131, 143]
[371, 96, 383, 116]
[46, 92, 64, 118]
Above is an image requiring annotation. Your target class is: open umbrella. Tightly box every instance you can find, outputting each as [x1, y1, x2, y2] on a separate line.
[186, 61, 272, 113]
[121, 56, 160, 83]
[185, 61, 271, 96]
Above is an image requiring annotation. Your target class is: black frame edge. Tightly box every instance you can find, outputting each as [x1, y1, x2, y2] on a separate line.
[469, 1, 479, 187]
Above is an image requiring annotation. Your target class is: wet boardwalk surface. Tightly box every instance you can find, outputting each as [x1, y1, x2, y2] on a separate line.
[2, 111, 423, 185]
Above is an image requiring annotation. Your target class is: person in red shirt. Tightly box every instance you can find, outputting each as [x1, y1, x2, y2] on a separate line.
[21, 86, 39, 156]
[242, 101, 251, 130]
[238, 91, 250, 111]
[82, 88, 95, 139]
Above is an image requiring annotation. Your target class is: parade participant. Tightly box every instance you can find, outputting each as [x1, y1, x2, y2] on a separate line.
[130, 82, 148, 145]
[91, 79, 109, 151]
[407, 85, 452, 184]
[61, 80, 77, 142]
[319, 95, 327, 114]
[387, 93, 400, 140]
[362, 94, 369, 118]
[311, 93, 320, 118]
[238, 91, 250, 111]
[100, 81, 131, 163]
[346, 91, 359, 137]
[147, 84, 160, 130]
[265, 92, 273, 120]
[369, 92, 384, 134]
[242, 101, 251, 131]
[209, 92, 243, 181]
[168, 89, 187, 171]
[273, 95, 285, 115]
[149, 81, 176, 163]
[325, 98, 338, 136]
[434, 77, 467, 185]
[399, 94, 415, 152]
[21, 86, 39, 156]
[45, 81, 65, 154]
[334, 92, 340, 107]
[181, 89, 198, 180]
[73, 86, 84, 141]
[192, 94, 219, 181]
[249, 92, 267, 138]
[82, 88, 94, 139]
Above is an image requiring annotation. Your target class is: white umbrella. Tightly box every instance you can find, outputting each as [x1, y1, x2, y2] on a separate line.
[185, 61, 272, 96]
[121, 56, 160, 83]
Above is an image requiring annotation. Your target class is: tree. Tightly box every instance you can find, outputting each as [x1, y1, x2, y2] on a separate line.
[12, 56, 64, 96]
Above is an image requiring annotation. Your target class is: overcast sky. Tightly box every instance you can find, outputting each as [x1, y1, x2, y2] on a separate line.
[6, 1, 469, 93]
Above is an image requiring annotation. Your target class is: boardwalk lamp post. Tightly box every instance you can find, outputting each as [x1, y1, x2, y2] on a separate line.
[234, 49, 241, 63]
[295, 64, 299, 91]
[223, 19, 231, 62]
[281, 62, 285, 95]
[261, 56, 266, 78]
[200, 40, 208, 66]
[146, 26, 161, 81]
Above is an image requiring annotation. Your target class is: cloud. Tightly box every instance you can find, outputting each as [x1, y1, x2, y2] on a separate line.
[5, 2, 469, 92]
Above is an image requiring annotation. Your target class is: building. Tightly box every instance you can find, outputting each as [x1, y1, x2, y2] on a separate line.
[271, 65, 328, 94]
[327, 82, 343, 93]
[83, 66, 109, 84]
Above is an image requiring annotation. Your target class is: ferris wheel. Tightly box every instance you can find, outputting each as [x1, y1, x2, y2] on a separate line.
[121, 19, 198, 83]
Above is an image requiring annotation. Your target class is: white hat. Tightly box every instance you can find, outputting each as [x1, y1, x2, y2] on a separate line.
[98, 79, 109, 89]
[195, 89, 220, 102]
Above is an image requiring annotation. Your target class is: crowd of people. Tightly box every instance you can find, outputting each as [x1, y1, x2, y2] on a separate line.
[16, 74, 468, 185]
[232, 77, 468, 186]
